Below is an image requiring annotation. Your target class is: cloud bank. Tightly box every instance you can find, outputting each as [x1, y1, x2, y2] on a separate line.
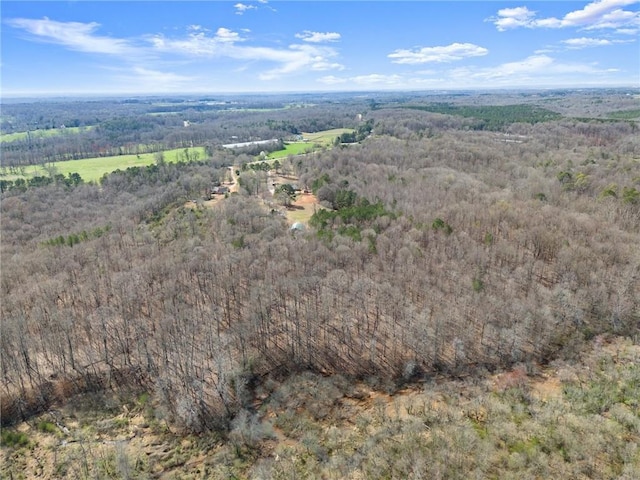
[490, 0, 640, 32]
[388, 43, 488, 64]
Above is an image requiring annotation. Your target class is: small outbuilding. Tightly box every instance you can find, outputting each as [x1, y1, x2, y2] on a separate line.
[212, 186, 229, 195]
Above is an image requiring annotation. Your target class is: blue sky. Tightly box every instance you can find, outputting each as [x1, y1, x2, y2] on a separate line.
[1, 1, 639, 96]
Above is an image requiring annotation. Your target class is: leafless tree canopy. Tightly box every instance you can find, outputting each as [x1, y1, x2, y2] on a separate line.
[1, 90, 639, 432]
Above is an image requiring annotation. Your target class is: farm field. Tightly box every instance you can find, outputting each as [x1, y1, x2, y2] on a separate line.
[234, 128, 355, 165]
[0, 126, 93, 142]
[303, 128, 353, 144]
[0, 146, 206, 182]
[266, 128, 355, 159]
[266, 142, 314, 159]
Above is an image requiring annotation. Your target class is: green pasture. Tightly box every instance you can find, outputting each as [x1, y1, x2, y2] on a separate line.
[303, 128, 354, 145]
[0, 126, 94, 143]
[266, 128, 355, 160]
[267, 142, 316, 159]
[1, 147, 206, 183]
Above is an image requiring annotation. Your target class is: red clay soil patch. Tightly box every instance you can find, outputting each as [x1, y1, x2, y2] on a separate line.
[294, 193, 317, 206]
[286, 192, 321, 225]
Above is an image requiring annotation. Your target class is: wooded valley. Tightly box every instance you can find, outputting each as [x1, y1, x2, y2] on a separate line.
[1, 89, 639, 478]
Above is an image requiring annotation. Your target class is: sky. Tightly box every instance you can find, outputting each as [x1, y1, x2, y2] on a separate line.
[1, 0, 639, 96]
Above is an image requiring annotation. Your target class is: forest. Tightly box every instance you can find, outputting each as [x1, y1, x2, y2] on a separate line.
[1, 88, 639, 478]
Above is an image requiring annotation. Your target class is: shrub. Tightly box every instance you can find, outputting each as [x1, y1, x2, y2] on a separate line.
[1, 429, 30, 448]
[432, 217, 453, 235]
[472, 278, 484, 293]
[36, 421, 58, 434]
[600, 183, 618, 199]
[535, 192, 547, 201]
[557, 171, 572, 184]
[622, 186, 639, 204]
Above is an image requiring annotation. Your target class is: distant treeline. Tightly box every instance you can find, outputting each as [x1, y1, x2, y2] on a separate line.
[0, 101, 363, 167]
[0, 172, 84, 192]
[400, 103, 562, 130]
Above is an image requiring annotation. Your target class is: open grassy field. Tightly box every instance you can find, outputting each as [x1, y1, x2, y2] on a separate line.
[286, 192, 323, 225]
[0, 147, 207, 183]
[0, 126, 94, 143]
[266, 142, 315, 159]
[266, 128, 355, 160]
[303, 128, 353, 144]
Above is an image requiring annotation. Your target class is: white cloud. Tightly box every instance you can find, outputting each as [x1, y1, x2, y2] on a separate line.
[316, 75, 346, 85]
[5, 17, 134, 55]
[256, 44, 343, 79]
[318, 73, 403, 87]
[215, 27, 243, 43]
[448, 54, 621, 86]
[311, 61, 345, 71]
[234, 3, 257, 15]
[295, 31, 341, 43]
[562, 36, 635, 49]
[473, 54, 556, 79]
[93, 65, 194, 94]
[149, 29, 343, 79]
[561, 0, 639, 28]
[258, 0, 277, 13]
[492, 6, 537, 31]
[490, 0, 640, 32]
[148, 28, 246, 56]
[388, 43, 488, 64]
[351, 74, 403, 85]
[7, 16, 343, 83]
[562, 37, 613, 48]
[317, 55, 632, 89]
[126, 67, 192, 87]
